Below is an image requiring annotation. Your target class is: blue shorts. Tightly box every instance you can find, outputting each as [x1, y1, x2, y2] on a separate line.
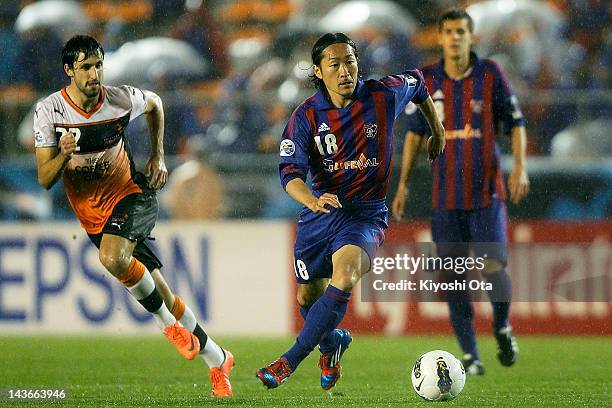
[293, 200, 388, 284]
[432, 198, 508, 264]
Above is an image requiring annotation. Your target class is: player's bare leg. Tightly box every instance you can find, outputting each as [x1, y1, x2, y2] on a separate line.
[329, 245, 370, 291]
[151, 270, 233, 397]
[98, 234, 199, 360]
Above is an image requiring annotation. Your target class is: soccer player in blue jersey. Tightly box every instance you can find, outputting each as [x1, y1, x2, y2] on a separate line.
[256, 32, 445, 390]
[392, 8, 529, 375]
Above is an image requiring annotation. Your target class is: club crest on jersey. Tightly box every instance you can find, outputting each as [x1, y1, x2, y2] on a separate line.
[34, 131, 45, 144]
[470, 99, 483, 114]
[279, 139, 295, 157]
[318, 122, 330, 133]
[364, 123, 378, 138]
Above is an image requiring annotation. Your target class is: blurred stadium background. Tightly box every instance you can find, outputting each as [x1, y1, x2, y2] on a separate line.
[0, 0, 610, 404]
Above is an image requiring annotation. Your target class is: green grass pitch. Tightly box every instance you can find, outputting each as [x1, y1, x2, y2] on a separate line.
[0, 335, 609, 407]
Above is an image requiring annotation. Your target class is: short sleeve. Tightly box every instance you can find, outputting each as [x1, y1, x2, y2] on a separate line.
[491, 62, 525, 135]
[279, 108, 311, 190]
[381, 69, 429, 118]
[33, 102, 57, 148]
[121, 85, 148, 122]
[401, 101, 431, 137]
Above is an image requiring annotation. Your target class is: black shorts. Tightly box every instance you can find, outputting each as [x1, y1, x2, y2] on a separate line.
[87, 185, 163, 271]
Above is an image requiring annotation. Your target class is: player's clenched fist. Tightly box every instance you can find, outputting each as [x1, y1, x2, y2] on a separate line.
[59, 132, 77, 158]
[427, 131, 445, 162]
[145, 154, 168, 190]
[307, 193, 342, 214]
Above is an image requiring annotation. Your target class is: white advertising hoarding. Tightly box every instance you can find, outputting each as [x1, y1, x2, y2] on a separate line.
[0, 221, 292, 335]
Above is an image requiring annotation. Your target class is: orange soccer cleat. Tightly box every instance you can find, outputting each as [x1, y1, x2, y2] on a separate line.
[163, 322, 200, 360]
[210, 349, 235, 398]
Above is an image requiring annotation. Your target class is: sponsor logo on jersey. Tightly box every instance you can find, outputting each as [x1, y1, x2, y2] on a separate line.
[318, 122, 330, 133]
[445, 124, 482, 140]
[323, 153, 379, 172]
[279, 139, 295, 157]
[364, 123, 378, 138]
[73, 160, 111, 181]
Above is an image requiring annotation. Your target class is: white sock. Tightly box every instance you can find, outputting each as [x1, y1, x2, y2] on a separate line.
[200, 337, 225, 368]
[152, 306, 177, 330]
[179, 304, 197, 332]
[127, 266, 176, 329]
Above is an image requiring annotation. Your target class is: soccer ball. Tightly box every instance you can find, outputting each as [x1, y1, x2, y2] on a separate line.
[411, 350, 466, 401]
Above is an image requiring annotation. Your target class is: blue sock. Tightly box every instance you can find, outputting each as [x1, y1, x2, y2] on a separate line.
[283, 285, 351, 370]
[447, 290, 479, 361]
[300, 305, 338, 354]
[484, 269, 512, 330]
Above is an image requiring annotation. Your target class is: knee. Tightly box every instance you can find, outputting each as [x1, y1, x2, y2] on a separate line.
[99, 250, 131, 276]
[481, 259, 504, 275]
[331, 266, 360, 291]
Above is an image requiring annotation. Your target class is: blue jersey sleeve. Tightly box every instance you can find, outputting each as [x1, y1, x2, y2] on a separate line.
[402, 101, 431, 137]
[381, 69, 429, 119]
[491, 62, 526, 135]
[279, 107, 311, 190]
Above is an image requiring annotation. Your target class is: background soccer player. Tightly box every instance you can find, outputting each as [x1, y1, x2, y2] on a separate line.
[392, 8, 529, 375]
[33, 35, 234, 397]
[256, 32, 445, 390]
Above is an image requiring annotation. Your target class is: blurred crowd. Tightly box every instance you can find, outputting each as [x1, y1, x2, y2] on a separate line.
[0, 0, 610, 220]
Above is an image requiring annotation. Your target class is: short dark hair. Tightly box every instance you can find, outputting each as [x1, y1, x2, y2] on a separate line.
[310, 32, 359, 90]
[438, 8, 474, 33]
[62, 35, 104, 68]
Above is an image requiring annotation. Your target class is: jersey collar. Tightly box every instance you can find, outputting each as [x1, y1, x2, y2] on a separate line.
[438, 52, 481, 80]
[61, 86, 105, 118]
[314, 79, 366, 111]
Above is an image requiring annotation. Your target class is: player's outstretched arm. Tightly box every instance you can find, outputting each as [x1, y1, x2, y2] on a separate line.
[35, 133, 76, 189]
[142, 90, 168, 190]
[416, 96, 445, 162]
[285, 178, 341, 214]
[392, 132, 424, 221]
[508, 126, 529, 204]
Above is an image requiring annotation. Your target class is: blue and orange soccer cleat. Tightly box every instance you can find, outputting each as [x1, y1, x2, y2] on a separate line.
[210, 349, 235, 398]
[163, 322, 200, 360]
[318, 329, 353, 391]
[256, 357, 293, 389]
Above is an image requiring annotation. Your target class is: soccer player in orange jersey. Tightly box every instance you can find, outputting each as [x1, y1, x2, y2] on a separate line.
[34, 35, 233, 398]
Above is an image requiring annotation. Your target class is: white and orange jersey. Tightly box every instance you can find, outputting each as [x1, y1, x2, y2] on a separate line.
[34, 85, 149, 234]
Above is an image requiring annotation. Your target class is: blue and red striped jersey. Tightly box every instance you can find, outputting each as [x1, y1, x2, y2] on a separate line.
[279, 70, 429, 205]
[402, 53, 525, 210]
